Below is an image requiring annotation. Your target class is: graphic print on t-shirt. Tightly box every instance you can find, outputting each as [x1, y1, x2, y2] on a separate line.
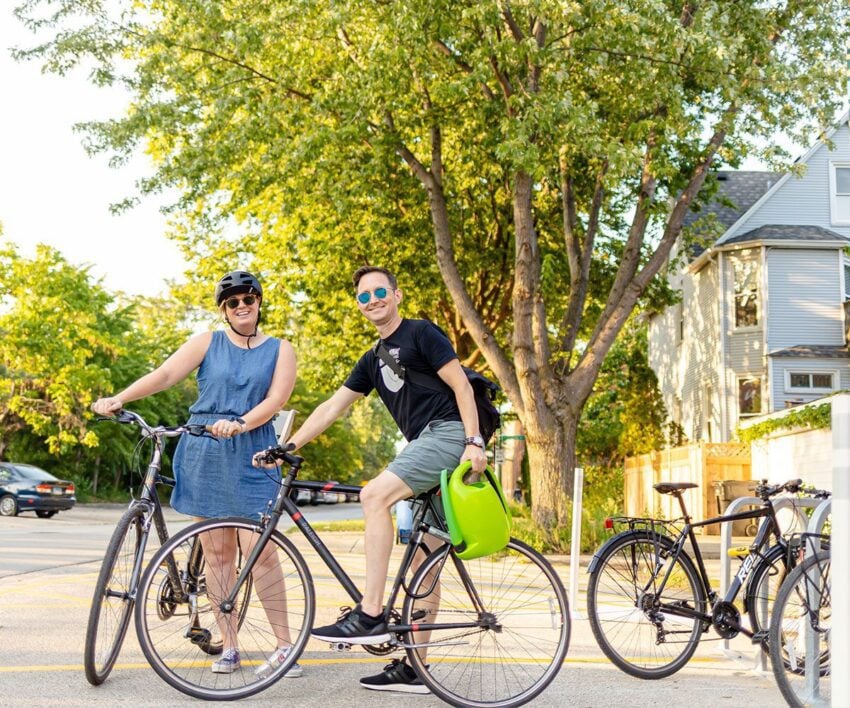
[379, 346, 404, 392]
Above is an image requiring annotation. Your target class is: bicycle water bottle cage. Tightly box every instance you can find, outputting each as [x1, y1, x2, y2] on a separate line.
[440, 462, 511, 560]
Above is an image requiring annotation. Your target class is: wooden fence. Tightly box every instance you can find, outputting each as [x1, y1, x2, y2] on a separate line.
[624, 443, 751, 534]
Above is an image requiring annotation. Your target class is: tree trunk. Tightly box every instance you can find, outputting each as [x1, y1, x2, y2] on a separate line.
[525, 410, 578, 532]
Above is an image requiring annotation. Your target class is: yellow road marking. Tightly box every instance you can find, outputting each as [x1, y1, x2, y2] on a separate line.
[0, 654, 729, 674]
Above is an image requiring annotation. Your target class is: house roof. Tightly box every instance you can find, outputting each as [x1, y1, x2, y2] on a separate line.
[768, 345, 850, 359]
[720, 224, 850, 246]
[685, 171, 782, 257]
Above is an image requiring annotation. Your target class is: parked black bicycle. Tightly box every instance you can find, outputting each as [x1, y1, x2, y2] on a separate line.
[586, 478, 826, 679]
[769, 533, 831, 707]
[132, 444, 571, 706]
[84, 410, 251, 684]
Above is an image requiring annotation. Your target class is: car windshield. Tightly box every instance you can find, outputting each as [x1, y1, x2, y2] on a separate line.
[9, 464, 58, 482]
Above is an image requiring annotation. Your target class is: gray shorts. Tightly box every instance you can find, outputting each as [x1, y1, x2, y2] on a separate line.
[388, 420, 465, 495]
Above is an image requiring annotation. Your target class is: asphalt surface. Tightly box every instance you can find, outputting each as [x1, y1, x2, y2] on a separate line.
[0, 504, 789, 707]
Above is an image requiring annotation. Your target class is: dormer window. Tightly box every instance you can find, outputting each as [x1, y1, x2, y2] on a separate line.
[829, 162, 850, 225]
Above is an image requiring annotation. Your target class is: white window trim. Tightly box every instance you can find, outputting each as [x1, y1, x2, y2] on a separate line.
[737, 375, 763, 417]
[730, 252, 760, 331]
[784, 369, 839, 394]
[829, 161, 850, 226]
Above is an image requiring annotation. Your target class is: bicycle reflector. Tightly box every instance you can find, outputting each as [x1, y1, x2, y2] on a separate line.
[440, 461, 511, 560]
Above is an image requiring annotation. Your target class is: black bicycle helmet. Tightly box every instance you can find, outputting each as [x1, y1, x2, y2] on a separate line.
[215, 271, 263, 305]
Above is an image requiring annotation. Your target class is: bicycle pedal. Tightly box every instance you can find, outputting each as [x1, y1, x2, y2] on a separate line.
[329, 641, 352, 652]
[751, 630, 769, 645]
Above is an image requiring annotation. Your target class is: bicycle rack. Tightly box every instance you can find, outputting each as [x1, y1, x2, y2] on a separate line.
[718, 495, 829, 670]
[800, 499, 830, 702]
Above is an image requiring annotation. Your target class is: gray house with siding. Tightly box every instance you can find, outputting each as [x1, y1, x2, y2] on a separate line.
[648, 117, 850, 442]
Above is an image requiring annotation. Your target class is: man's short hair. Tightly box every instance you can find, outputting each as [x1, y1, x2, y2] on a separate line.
[352, 266, 398, 290]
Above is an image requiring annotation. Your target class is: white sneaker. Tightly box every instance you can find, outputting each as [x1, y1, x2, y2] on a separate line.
[211, 648, 240, 674]
[255, 645, 303, 679]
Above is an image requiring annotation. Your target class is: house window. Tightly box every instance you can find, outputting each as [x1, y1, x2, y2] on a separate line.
[829, 162, 850, 224]
[733, 259, 759, 328]
[785, 371, 837, 393]
[738, 377, 762, 416]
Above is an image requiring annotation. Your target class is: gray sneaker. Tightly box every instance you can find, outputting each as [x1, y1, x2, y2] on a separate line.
[255, 646, 303, 679]
[211, 648, 240, 674]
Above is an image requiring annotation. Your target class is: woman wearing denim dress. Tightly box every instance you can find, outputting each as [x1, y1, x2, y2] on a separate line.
[92, 270, 302, 678]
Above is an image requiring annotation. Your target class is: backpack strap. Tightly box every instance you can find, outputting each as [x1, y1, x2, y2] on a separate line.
[375, 340, 451, 394]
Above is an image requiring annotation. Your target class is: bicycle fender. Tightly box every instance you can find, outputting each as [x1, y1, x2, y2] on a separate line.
[586, 528, 675, 574]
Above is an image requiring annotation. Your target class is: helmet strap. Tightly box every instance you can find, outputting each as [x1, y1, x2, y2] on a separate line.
[224, 314, 259, 349]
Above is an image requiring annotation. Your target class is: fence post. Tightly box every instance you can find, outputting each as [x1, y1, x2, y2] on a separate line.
[569, 467, 584, 619]
[832, 394, 850, 707]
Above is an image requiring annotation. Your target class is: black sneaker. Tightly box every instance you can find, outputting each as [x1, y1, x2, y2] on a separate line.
[360, 658, 429, 694]
[311, 605, 391, 644]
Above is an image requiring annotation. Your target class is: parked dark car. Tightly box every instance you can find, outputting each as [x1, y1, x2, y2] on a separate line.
[0, 462, 76, 518]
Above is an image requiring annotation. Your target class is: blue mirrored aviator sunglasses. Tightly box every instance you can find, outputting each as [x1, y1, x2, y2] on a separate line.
[357, 287, 390, 305]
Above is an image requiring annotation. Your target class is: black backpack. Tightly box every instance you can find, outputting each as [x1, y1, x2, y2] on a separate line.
[374, 341, 501, 444]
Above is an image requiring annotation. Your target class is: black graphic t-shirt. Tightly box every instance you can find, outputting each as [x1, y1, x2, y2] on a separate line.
[344, 319, 460, 441]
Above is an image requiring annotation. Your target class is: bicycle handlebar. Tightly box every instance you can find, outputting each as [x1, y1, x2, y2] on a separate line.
[754, 478, 831, 501]
[252, 443, 303, 469]
[96, 409, 214, 440]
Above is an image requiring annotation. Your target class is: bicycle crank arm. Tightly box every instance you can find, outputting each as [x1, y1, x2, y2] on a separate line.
[398, 640, 469, 649]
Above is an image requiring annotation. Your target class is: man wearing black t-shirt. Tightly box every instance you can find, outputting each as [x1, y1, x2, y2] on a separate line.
[283, 265, 487, 693]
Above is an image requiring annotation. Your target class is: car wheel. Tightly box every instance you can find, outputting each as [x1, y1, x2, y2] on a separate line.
[0, 495, 19, 517]
[36, 510, 57, 519]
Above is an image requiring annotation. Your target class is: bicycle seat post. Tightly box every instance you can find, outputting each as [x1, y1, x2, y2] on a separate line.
[674, 491, 692, 524]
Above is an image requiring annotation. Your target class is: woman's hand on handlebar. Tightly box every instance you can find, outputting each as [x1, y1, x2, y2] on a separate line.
[92, 397, 123, 417]
[206, 419, 245, 439]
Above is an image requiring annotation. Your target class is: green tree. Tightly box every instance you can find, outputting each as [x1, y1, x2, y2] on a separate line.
[0, 238, 196, 490]
[16, 0, 849, 528]
[0, 240, 118, 457]
[578, 321, 667, 469]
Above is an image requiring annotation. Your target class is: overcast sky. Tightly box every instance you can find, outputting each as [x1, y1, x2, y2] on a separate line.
[0, 6, 186, 298]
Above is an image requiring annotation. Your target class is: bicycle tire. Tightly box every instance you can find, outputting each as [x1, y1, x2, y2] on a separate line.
[769, 551, 831, 708]
[84, 504, 145, 685]
[134, 517, 314, 700]
[744, 543, 789, 641]
[586, 530, 706, 679]
[402, 537, 570, 708]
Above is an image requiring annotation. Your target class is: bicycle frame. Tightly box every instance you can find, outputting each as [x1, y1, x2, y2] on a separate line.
[640, 494, 784, 638]
[221, 457, 486, 640]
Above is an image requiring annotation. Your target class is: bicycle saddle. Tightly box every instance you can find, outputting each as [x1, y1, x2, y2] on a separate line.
[653, 482, 698, 495]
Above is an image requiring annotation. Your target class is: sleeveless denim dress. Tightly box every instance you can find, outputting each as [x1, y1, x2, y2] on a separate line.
[170, 330, 282, 518]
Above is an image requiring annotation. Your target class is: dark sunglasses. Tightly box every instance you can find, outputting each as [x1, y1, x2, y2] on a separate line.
[356, 287, 390, 305]
[225, 295, 258, 309]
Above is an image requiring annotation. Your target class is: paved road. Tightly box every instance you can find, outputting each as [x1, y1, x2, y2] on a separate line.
[0, 505, 787, 707]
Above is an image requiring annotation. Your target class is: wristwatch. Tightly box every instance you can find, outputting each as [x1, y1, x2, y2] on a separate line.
[231, 416, 247, 432]
[463, 435, 485, 449]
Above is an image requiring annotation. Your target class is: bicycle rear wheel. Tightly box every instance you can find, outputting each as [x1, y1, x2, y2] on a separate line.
[586, 530, 706, 679]
[402, 538, 570, 708]
[135, 518, 314, 700]
[84, 504, 145, 685]
[769, 551, 831, 708]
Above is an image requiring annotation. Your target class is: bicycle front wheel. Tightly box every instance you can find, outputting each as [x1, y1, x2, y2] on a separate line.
[745, 543, 789, 641]
[769, 551, 831, 708]
[84, 504, 145, 685]
[586, 531, 706, 679]
[402, 538, 570, 708]
[135, 518, 314, 701]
